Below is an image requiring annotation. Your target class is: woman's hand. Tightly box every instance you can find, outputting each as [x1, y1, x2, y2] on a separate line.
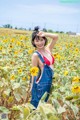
[37, 31, 45, 37]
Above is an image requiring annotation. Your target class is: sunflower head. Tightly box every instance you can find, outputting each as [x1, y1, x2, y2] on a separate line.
[30, 67, 39, 76]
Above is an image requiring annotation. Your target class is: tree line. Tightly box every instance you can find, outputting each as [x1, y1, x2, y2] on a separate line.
[1, 24, 65, 33]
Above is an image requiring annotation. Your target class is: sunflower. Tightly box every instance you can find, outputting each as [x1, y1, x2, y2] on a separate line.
[72, 77, 80, 83]
[10, 74, 15, 80]
[28, 49, 33, 54]
[75, 48, 79, 52]
[30, 67, 39, 76]
[18, 68, 22, 74]
[64, 71, 68, 76]
[27, 75, 30, 80]
[71, 86, 80, 93]
[22, 77, 26, 81]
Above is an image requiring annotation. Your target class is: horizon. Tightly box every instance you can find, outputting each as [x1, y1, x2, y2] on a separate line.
[0, 24, 79, 34]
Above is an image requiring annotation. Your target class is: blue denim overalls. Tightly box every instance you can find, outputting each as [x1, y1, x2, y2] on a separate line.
[30, 51, 54, 108]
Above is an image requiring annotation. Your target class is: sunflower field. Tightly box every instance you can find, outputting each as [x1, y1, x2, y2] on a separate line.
[0, 28, 80, 120]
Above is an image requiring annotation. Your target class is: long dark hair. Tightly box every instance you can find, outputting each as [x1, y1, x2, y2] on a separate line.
[31, 26, 47, 47]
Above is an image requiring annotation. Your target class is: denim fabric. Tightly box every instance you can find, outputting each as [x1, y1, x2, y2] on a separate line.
[30, 51, 54, 108]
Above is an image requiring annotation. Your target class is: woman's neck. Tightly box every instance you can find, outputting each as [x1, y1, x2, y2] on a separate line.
[37, 48, 45, 53]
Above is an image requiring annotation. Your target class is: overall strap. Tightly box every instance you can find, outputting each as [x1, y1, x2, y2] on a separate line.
[35, 51, 45, 63]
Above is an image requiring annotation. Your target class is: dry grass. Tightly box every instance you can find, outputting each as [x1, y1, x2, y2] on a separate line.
[0, 28, 31, 35]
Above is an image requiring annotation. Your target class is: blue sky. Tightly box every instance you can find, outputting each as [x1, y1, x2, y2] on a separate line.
[0, 0, 80, 32]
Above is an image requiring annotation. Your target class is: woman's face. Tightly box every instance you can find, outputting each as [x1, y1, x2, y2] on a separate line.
[34, 37, 45, 49]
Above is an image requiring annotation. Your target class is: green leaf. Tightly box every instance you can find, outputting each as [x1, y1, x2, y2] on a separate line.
[23, 103, 35, 110]
[52, 99, 60, 110]
[52, 91, 62, 99]
[23, 107, 30, 119]
[12, 83, 20, 90]
[40, 92, 48, 102]
[48, 114, 59, 120]
[0, 106, 10, 114]
[11, 105, 22, 111]
[70, 104, 79, 116]
[0, 81, 4, 87]
[13, 92, 21, 101]
[57, 106, 66, 114]
[39, 106, 47, 120]
[4, 89, 11, 96]
[39, 103, 56, 114]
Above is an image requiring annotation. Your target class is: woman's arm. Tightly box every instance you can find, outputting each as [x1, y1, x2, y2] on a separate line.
[30, 53, 38, 91]
[37, 31, 58, 52]
[45, 33, 58, 52]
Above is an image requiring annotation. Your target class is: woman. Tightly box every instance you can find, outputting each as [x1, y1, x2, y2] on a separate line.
[30, 27, 58, 108]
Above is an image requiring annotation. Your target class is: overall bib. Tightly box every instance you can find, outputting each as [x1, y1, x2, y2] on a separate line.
[30, 51, 54, 108]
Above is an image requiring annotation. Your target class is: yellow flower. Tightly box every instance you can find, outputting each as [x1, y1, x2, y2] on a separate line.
[23, 66, 26, 69]
[72, 86, 80, 93]
[64, 71, 68, 76]
[75, 48, 79, 52]
[22, 77, 26, 81]
[3, 39, 8, 43]
[10, 74, 15, 80]
[0, 46, 3, 50]
[70, 43, 73, 47]
[11, 38, 15, 43]
[28, 49, 33, 54]
[60, 47, 62, 50]
[10, 61, 14, 65]
[17, 41, 21, 46]
[21, 42, 25, 47]
[53, 53, 57, 59]
[18, 68, 22, 74]
[72, 77, 80, 83]
[14, 51, 19, 55]
[30, 67, 39, 76]
[25, 37, 29, 40]
[20, 36, 24, 40]
[57, 54, 61, 60]
[27, 75, 30, 80]
[9, 44, 13, 49]
[53, 53, 58, 59]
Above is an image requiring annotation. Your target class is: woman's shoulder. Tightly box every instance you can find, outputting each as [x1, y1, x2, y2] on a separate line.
[31, 52, 39, 66]
[32, 52, 38, 58]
